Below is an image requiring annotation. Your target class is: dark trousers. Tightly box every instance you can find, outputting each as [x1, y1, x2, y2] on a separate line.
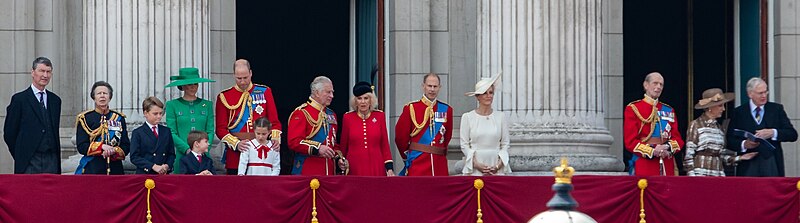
[227, 169, 238, 175]
[24, 152, 60, 174]
[24, 134, 59, 174]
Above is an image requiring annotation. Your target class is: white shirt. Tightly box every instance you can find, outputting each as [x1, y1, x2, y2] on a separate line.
[190, 151, 204, 160]
[740, 100, 779, 152]
[31, 84, 47, 108]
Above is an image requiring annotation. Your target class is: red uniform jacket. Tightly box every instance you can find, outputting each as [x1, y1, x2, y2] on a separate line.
[287, 98, 339, 176]
[624, 95, 684, 176]
[340, 111, 393, 176]
[394, 97, 453, 176]
[215, 83, 282, 170]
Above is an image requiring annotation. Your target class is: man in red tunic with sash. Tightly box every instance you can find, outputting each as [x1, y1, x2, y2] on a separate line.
[215, 59, 282, 175]
[624, 72, 684, 176]
[287, 76, 348, 175]
[395, 73, 453, 176]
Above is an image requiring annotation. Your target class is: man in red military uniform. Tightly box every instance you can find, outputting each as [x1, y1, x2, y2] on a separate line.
[216, 59, 282, 175]
[395, 73, 453, 176]
[624, 72, 684, 176]
[287, 76, 347, 175]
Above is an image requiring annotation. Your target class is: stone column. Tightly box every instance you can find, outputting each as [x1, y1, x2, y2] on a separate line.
[82, 0, 211, 124]
[775, 0, 800, 176]
[477, 0, 623, 173]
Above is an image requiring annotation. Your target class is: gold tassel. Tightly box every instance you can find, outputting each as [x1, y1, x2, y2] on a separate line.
[796, 180, 800, 222]
[638, 179, 648, 223]
[310, 178, 320, 223]
[474, 179, 484, 223]
[144, 179, 156, 223]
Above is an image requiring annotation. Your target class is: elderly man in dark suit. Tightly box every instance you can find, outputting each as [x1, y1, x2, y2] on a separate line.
[726, 77, 798, 176]
[3, 57, 62, 174]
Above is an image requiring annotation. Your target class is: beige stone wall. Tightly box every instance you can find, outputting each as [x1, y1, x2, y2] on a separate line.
[603, 0, 624, 162]
[775, 0, 800, 176]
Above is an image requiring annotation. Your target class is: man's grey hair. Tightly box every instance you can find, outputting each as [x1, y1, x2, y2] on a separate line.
[310, 76, 333, 94]
[746, 77, 766, 93]
[644, 72, 661, 83]
[422, 72, 440, 84]
[32, 57, 53, 70]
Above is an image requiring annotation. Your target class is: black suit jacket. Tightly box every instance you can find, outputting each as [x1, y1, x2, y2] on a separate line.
[130, 124, 176, 174]
[726, 102, 798, 176]
[179, 153, 215, 175]
[3, 87, 62, 173]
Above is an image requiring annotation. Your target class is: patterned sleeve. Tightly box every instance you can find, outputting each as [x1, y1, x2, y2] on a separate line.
[683, 119, 699, 172]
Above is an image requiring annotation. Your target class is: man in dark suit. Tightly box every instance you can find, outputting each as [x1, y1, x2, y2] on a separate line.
[4, 57, 62, 174]
[726, 77, 798, 176]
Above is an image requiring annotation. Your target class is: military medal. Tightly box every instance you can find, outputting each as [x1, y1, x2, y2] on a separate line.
[439, 125, 446, 144]
[372, 118, 377, 123]
[255, 104, 264, 115]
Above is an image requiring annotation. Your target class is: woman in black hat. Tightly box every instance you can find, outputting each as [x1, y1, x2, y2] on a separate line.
[338, 82, 394, 176]
[684, 88, 757, 176]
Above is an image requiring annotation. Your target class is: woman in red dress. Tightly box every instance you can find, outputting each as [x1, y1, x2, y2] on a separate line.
[339, 82, 394, 176]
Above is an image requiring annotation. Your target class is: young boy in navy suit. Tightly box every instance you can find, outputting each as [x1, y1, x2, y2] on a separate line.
[180, 130, 215, 175]
[131, 96, 176, 174]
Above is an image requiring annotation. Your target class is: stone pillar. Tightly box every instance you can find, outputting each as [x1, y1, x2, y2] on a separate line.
[477, 0, 623, 173]
[82, 0, 211, 124]
[775, 0, 800, 176]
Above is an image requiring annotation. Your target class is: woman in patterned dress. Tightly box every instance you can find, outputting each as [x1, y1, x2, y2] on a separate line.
[684, 88, 757, 176]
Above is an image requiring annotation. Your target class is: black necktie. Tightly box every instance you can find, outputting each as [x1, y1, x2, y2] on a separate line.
[38, 92, 51, 127]
[38, 92, 46, 110]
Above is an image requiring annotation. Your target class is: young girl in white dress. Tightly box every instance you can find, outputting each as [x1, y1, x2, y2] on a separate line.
[238, 117, 281, 176]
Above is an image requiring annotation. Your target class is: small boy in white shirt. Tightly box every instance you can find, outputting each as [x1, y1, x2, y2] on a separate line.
[238, 117, 280, 176]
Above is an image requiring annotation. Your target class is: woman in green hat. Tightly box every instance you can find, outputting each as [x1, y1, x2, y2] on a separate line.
[164, 67, 216, 174]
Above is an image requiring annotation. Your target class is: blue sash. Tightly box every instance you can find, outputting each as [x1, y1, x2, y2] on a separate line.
[74, 156, 94, 175]
[291, 108, 335, 175]
[627, 156, 638, 176]
[650, 106, 673, 138]
[399, 102, 448, 176]
[230, 102, 252, 133]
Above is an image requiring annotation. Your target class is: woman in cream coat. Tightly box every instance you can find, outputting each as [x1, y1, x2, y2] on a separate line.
[460, 73, 511, 176]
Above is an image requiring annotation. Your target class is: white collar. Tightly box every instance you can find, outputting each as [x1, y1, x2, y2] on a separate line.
[749, 100, 763, 112]
[191, 151, 203, 157]
[145, 122, 159, 130]
[31, 84, 46, 94]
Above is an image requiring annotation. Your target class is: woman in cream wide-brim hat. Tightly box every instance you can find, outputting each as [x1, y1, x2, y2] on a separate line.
[459, 72, 511, 176]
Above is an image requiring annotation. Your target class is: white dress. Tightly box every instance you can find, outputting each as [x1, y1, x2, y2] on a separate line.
[238, 139, 280, 176]
[460, 110, 511, 176]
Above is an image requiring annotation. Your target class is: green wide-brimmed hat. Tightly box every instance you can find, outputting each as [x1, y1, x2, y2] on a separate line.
[164, 67, 216, 88]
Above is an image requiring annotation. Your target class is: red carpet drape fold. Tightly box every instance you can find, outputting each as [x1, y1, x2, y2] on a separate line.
[0, 175, 797, 222]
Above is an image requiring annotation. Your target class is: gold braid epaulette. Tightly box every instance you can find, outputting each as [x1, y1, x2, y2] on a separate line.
[627, 101, 658, 143]
[292, 103, 325, 139]
[218, 86, 249, 110]
[219, 86, 253, 130]
[627, 100, 653, 123]
[408, 101, 433, 137]
[75, 109, 124, 143]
